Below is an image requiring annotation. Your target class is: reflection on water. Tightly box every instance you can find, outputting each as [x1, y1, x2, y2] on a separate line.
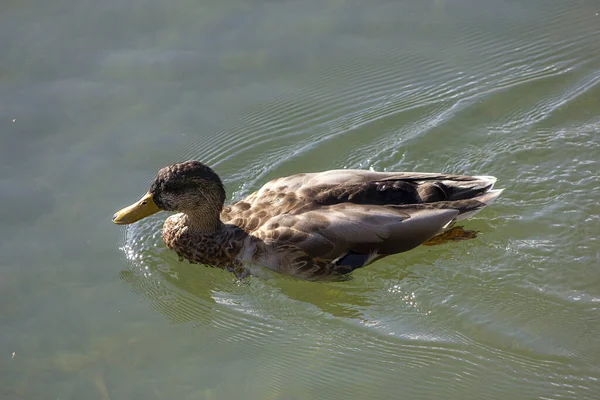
[2, 0, 600, 398]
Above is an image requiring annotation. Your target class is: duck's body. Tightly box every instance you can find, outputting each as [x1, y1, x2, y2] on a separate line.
[113, 162, 503, 280]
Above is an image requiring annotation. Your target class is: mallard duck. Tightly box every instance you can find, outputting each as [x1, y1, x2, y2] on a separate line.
[113, 161, 502, 280]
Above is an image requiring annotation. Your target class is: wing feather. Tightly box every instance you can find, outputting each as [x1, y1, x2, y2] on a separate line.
[253, 204, 458, 261]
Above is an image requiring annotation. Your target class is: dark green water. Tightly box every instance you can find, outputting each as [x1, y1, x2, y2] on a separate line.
[2, 0, 599, 399]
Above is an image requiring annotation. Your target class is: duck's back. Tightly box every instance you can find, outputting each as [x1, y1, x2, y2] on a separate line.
[220, 169, 498, 234]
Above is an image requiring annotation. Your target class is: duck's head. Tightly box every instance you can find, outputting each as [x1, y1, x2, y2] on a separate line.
[112, 161, 226, 227]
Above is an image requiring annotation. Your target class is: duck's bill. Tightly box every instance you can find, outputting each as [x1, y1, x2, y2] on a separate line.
[112, 192, 160, 225]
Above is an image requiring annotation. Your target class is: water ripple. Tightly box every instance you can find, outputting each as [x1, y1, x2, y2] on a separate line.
[114, 1, 600, 398]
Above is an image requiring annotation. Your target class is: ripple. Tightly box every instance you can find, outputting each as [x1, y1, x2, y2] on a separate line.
[110, 1, 600, 398]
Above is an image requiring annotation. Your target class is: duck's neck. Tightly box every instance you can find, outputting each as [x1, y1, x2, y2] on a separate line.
[183, 208, 223, 233]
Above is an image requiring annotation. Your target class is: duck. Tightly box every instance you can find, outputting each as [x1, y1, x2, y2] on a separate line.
[113, 161, 503, 280]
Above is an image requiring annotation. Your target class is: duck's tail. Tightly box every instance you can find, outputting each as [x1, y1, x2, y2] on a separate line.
[453, 176, 504, 221]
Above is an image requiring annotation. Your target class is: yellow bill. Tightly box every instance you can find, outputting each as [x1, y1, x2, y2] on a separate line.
[112, 192, 160, 225]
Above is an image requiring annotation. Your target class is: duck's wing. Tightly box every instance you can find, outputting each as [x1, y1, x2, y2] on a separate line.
[251, 202, 466, 277]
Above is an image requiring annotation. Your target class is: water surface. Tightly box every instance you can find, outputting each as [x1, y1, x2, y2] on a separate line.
[2, 0, 600, 399]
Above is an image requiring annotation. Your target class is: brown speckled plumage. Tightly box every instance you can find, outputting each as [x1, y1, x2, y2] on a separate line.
[117, 161, 503, 280]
